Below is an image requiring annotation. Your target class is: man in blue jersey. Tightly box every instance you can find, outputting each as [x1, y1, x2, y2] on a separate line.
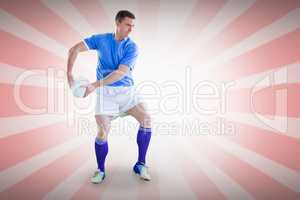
[67, 10, 152, 183]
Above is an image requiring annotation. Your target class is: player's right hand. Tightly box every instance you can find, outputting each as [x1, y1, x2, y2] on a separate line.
[83, 83, 96, 97]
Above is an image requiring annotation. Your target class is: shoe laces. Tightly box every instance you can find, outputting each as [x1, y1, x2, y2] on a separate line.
[93, 171, 100, 177]
[140, 165, 149, 174]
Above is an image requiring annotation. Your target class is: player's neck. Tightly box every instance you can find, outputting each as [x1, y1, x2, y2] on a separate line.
[114, 32, 125, 41]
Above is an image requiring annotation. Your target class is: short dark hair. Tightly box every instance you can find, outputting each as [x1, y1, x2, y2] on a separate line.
[115, 10, 135, 22]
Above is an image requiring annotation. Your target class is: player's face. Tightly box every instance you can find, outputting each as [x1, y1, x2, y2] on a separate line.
[116, 17, 135, 38]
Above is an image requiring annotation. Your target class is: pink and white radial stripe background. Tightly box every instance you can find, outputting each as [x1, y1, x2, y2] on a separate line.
[1, 0, 300, 199]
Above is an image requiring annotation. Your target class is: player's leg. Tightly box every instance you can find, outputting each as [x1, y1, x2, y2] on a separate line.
[126, 103, 152, 181]
[91, 115, 112, 184]
[126, 102, 151, 128]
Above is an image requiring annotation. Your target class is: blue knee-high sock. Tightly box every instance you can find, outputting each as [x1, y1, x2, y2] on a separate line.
[95, 138, 108, 172]
[136, 126, 152, 165]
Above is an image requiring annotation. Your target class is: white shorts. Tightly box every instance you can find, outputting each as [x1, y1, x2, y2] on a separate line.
[95, 86, 142, 116]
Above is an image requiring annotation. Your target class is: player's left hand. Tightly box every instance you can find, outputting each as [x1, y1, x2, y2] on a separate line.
[83, 83, 96, 97]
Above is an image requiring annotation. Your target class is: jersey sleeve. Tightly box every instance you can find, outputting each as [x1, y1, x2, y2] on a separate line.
[119, 43, 138, 70]
[83, 34, 101, 50]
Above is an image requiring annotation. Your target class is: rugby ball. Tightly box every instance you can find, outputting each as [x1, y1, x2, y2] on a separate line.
[71, 78, 89, 98]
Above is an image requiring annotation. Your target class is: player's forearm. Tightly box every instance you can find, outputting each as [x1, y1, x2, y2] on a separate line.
[92, 69, 127, 88]
[67, 42, 88, 76]
[67, 48, 78, 75]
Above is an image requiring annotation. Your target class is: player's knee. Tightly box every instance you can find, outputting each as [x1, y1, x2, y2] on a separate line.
[97, 125, 108, 140]
[95, 116, 110, 140]
[140, 113, 151, 128]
